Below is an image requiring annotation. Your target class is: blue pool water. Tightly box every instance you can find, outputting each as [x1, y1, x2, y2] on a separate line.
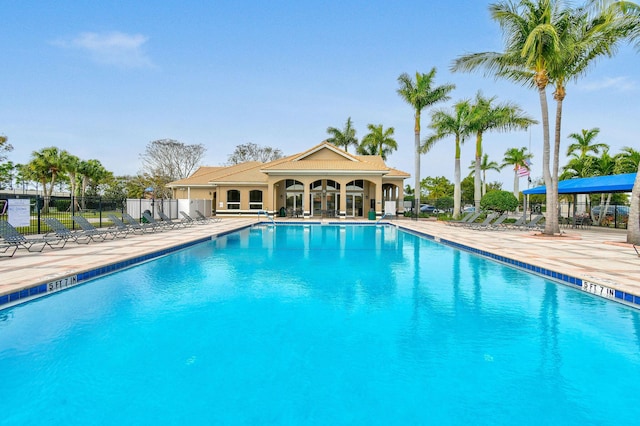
[1, 224, 640, 425]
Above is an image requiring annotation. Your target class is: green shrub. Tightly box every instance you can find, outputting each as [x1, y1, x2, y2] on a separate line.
[54, 199, 71, 212]
[480, 191, 518, 212]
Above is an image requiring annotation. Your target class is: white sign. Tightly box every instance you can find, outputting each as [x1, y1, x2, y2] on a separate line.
[8, 198, 31, 227]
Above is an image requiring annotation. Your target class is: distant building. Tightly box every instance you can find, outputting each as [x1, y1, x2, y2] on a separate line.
[167, 141, 409, 218]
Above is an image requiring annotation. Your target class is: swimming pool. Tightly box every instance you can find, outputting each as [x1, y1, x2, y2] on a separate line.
[1, 224, 639, 424]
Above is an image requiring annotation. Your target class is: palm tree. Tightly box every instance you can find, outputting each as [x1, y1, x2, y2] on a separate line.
[566, 128, 607, 158]
[397, 69, 455, 216]
[78, 159, 109, 209]
[502, 147, 534, 201]
[357, 124, 398, 160]
[560, 156, 596, 180]
[591, 148, 617, 225]
[452, 0, 633, 235]
[326, 117, 358, 152]
[614, 146, 640, 173]
[469, 154, 502, 197]
[27, 147, 67, 213]
[424, 100, 472, 218]
[467, 92, 537, 210]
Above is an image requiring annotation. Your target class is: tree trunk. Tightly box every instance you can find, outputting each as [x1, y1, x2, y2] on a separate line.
[474, 133, 482, 211]
[626, 163, 640, 244]
[539, 85, 554, 235]
[548, 96, 563, 234]
[414, 113, 421, 217]
[513, 170, 519, 201]
[453, 139, 461, 220]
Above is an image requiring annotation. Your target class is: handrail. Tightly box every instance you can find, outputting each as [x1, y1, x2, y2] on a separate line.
[258, 210, 276, 225]
[376, 212, 390, 224]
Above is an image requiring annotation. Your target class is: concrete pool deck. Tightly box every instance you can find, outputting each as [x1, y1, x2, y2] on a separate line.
[1, 217, 639, 309]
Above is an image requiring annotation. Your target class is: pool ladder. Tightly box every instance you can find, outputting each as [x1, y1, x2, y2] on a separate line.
[376, 212, 390, 224]
[258, 210, 276, 225]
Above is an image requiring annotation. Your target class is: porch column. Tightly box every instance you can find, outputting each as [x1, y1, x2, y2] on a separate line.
[303, 181, 311, 218]
[339, 183, 347, 218]
[375, 181, 383, 217]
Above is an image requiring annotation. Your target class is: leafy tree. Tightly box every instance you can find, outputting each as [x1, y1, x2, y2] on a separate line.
[326, 117, 358, 152]
[469, 153, 502, 197]
[435, 196, 454, 212]
[566, 128, 607, 158]
[141, 139, 206, 180]
[502, 147, 533, 200]
[357, 124, 397, 160]
[78, 159, 110, 207]
[397, 69, 455, 216]
[0, 135, 13, 162]
[561, 156, 595, 180]
[424, 99, 472, 218]
[27, 147, 69, 212]
[615, 146, 640, 173]
[453, 0, 634, 235]
[226, 142, 283, 165]
[460, 175, 475, 206]
[421, 176, 454, 202]
[480, 190, 519, 212]
[0, 161, 15, 190]
[466, 92, 536, 210]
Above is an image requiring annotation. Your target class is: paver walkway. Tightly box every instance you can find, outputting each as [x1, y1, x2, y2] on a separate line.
[1, 218, 638, 309]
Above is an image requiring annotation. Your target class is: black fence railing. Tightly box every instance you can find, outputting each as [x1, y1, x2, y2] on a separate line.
[0, 195, 128, 236]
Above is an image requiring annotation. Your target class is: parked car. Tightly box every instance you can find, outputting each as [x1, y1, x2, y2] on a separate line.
[462, 206, 476, 213]
[591, 205, 629, 218]
[420, 204, 436, 214]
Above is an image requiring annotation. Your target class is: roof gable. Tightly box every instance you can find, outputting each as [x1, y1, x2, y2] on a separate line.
[294, 142, 358, 162]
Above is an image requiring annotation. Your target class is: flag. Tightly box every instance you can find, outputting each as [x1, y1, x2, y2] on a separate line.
[516, 160, 531, 178]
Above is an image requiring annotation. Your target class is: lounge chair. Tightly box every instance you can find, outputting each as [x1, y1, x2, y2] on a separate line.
[44, 217, 92, 244]
[445, 211, 474, 226]
[505, 212, 527, 230]
[141, 211, 171, 231]
[195, 210, 221, 223]
[158, 210, 188, 228]
[464, 212, 499, 229]
[72, 215, 127, 239]
[107, 214, 145, 235]
[513, 214, 545, 231]
[122, 212, 161, 233]
[180, 211, 205, 226]
[0, 219, 67, 255]
[448, 211, 482, 227]
[481, 212, 510, 231]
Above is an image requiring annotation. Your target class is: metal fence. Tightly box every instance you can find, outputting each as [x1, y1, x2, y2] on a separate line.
[0, 195, 178, 236]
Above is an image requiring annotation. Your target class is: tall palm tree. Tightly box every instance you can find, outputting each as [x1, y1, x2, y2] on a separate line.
[467, 92, 537, 209]
[326, 117, 358, 152]
[357, 124, 398, 160]
[566, 128, 607, 158]
[397, 69, 455, 216]
[424, 100, 472, 218]
[560, 156, 596, 180]
[452, 0, 632, 235]
[502, 147, 534, 200]
[469, 154, 502, 197]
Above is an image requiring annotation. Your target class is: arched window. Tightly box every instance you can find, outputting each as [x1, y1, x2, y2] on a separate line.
[310, 180, 323, 191]
[227, 190, 240, 209]
[249, 190, 263, 210]
[346, 180, 364, 191]
[326, 180, 340, 191]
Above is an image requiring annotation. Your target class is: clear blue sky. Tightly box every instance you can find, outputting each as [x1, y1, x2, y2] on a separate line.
[2, 0, 638, 191]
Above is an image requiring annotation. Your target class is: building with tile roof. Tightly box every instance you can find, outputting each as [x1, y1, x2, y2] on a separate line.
[167, 142, 410, 218]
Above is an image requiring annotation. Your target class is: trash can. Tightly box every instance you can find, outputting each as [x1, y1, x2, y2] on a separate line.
[279, 207, 287, 217]
[368, 210, 376, 220]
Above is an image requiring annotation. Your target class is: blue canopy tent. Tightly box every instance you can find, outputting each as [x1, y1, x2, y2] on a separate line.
[523, 173, 636, 195]
[522, 173, 636, 228]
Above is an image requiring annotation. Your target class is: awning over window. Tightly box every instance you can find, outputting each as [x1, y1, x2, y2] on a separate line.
[523, 173, 636, 195]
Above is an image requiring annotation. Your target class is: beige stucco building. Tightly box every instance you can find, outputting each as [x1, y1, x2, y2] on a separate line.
[167, 142, 410, 219]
